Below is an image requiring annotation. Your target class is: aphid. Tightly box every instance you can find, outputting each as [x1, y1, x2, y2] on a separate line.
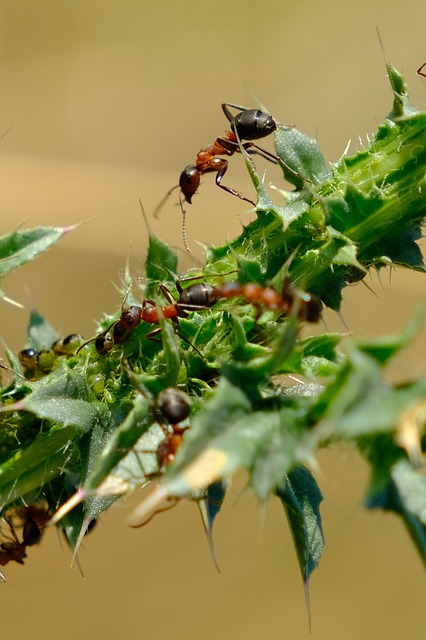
[18, 348, 38, 373]
[51, 333, 83, 356]
[18, 334, 82, 378]
[36, 348, 57, 373]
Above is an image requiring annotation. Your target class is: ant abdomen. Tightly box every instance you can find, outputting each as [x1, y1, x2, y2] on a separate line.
[178, 282, 218, 308]
[231, 109, 277, 141]
[22, 517, 42, 546]
[157, 387, 191, 425]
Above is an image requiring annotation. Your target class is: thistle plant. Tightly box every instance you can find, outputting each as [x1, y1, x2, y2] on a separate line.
[0, 60, 425, 598]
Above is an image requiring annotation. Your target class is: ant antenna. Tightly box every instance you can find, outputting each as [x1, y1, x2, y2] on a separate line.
[153, 183, 191, 253]
[178, 193, 191, 253]
[153, 184, 179, 220]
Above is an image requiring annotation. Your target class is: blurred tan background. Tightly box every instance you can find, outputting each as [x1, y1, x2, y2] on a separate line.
[0, 1, 425, 637]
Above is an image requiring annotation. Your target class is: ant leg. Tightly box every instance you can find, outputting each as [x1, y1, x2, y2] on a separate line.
[146, 327, 163, 343]
[129, 499, 178, 528]
[215, 161, 256, 206]
[249, 142, 311, 185]
[246, 143, 279, 164]
[147, 323, 205, 360]
[158, 283, 178, 306]
[222, 103, 249, 123]
[417, 62, 426, 78]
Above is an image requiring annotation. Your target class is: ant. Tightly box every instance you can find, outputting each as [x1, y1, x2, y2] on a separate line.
[417, 62, 426, 78]
[130, 387, 191, 528]
[14, 503, 51, 546]
[81, 280, 219, 358]
[141, 280, 218, 327]
[213, 278, 322, 322]
[154, 103, 281, 251]
[0, 502, 50, 574]
[0, 517, 27, 567]
[160, 275, 322, 323]
[138, 279, 223, 357]
[80, 271, 321, 362]
[154, 386, 191, 471]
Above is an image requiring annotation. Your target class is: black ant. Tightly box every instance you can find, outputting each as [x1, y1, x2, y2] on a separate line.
[154, 103, 280, 251]
[417, 62, 426, 78]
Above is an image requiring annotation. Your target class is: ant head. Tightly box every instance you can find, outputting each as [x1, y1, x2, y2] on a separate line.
[232, 109, 277, 141]
[179, 165, 200, 204]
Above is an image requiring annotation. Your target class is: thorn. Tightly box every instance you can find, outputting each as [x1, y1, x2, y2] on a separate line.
[0, 293, 24, 309]
[304, 579, 312, 633]
[360, 278, 379, 299]
[47, 489, 87, 526]
[335, 309, 349, 331]
[61, 219, 94, 235]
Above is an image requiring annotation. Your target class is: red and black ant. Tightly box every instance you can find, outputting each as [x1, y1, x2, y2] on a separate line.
[154, 386, 191, 472]
[154, 103, 282, 251]
[417, 62, 426, 78]
[213, 278, 322, 323]
[80, 271, 321, 361]
[140, 280, 218, 334]
[81, 280, 219, 357]
[164, 275, 322, 323]
[130, 386, 191, 527]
